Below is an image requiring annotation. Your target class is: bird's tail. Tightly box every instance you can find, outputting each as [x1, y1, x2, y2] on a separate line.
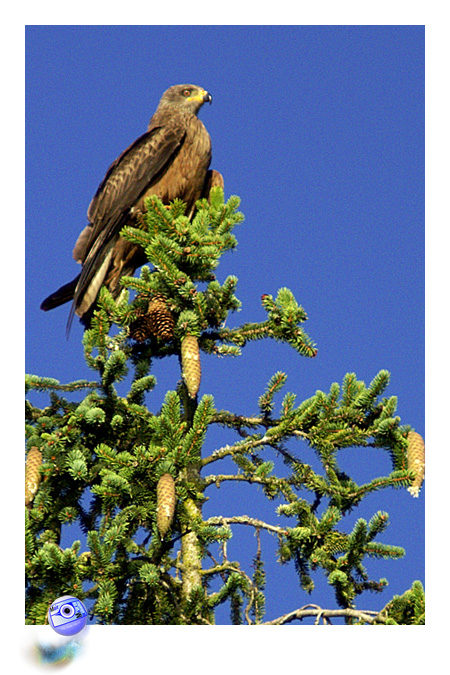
[40, 275, 80, 312]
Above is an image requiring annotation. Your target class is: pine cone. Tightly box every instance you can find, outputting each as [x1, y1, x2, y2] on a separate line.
[129, 295, 175, 342]
[156, 473, 176, 538]
[147, 295, 175, 341]
[25, 446, 42, 506]
[406, 431, 425, 497]
[129, 309, 151, 342]
[181, 335, 201, 398]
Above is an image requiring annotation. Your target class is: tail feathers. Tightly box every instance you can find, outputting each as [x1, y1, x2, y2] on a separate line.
[40, 275, 80, 312]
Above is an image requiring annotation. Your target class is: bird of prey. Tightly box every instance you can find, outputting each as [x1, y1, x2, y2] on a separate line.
[40, 84, 223, 328]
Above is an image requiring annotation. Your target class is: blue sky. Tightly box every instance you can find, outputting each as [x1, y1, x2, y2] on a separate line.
[25, 25, 424, 629]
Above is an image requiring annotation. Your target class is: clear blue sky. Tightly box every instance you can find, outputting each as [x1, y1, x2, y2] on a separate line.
[25, 25, 424, 626]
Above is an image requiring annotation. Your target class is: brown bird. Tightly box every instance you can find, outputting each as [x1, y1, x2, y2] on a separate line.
[40, 84, 223, 328]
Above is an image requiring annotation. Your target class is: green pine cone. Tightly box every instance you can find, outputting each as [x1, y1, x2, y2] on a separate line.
[406, 431, 425, 497]
[25, 446, 42, 506]
[181, 335, 201, 398]
[156, 473, 176, 538]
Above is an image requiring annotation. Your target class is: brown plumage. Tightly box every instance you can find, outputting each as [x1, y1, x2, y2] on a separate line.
[40, 84, 223, 328]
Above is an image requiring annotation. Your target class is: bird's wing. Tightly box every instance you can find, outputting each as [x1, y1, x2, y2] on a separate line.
[69, 119, 186, 324]
[83, 120, 186, 256]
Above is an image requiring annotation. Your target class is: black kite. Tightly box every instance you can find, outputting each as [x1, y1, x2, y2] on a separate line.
[40, 84, 223, 327]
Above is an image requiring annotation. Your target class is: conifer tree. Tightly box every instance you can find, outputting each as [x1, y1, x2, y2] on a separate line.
[25, 189, 424, 625]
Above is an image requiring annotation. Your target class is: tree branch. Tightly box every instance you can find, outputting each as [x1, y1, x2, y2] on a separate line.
[261, 604, 387, 625]
[205, 515, 287, 536]
[201, 426, 309, 468]
[201, 433, 275, 467]
[203, 559, 259, 625]
[212, 412, 271, 428]
[204, 473, 266, 488]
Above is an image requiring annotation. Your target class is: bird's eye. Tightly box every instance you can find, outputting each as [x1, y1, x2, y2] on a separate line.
[182, 89, 191, 97]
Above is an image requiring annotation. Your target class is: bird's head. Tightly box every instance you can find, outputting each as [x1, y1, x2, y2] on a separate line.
[157, 84, 212, 115]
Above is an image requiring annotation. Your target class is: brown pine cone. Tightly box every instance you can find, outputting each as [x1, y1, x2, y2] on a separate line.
[147, 295, 175, 341]
[129, 295, 175, 342]
[129, 309, 152, 342]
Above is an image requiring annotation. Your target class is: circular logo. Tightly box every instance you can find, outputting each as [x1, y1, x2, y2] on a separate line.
[48, 595, 88, 636]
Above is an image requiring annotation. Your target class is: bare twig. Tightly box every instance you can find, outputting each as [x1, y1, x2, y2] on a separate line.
[261, 604, 387, 625]
[201, 433, 274, 467]
[204, 473, 265, 488]
[205, 515, 287, 536]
